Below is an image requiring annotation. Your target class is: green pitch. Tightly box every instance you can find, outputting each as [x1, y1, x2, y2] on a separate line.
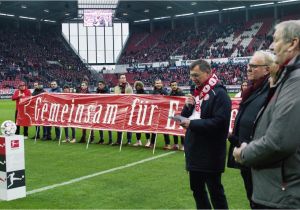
[0, 99, 248, 209]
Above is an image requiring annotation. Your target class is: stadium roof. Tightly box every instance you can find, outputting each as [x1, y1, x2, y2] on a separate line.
[0, 1, 77, 23]
[1, 0, 300, 24]
[115, 0, 300, 23]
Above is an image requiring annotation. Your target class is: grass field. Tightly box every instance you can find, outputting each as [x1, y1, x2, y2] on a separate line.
[0, 99, 249, 209]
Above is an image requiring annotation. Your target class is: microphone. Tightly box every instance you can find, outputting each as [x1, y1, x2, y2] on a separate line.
[186, 94, 195, 110]
[187, 104, 193, 110]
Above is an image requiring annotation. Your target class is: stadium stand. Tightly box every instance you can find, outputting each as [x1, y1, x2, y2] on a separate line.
[1, 9, 299, 90]
[0, 24, 94, 89]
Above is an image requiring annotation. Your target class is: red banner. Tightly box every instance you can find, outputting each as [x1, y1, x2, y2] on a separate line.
[229, 97, 241, 133]
[17, 93, 241, 136]
[18, 93, 187, 136]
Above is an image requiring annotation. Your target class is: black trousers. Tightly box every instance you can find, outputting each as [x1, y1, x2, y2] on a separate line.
[173, 135, 184, 145]
[116, 132, 132, 144]
[189, 171, 228, 209]
[241, 168, 254, 208]
[15, 110, 28, 136]
[136, 132, 151, 140]
[46, 126, 60, 139]
[99, 130, 112, 142]
[34, 126, 46, 138]
[81, 129, 94, 140]
[150, 133, 170, 145]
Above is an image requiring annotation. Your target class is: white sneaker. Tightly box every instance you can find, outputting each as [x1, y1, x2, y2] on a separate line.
[24, 136, 28, 140]
[62, 138, 70, 143]
[179, 145, 184, 151]
[70, 138, 76, 143]
[133, 140, 142, 146]
[145, 140, 151, 148]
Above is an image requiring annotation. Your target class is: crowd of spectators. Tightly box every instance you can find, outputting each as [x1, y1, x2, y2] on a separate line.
[103, 61, 247, 88]
[118, 19, 274, 64]
[0, 26, 93, 89]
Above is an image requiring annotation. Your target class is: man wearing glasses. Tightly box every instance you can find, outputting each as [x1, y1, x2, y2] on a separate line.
[228, 50, 274, 208]
[180, 59, 231, 209]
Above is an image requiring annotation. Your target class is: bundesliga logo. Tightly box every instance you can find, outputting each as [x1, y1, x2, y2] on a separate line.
[11, 140, 19, 149]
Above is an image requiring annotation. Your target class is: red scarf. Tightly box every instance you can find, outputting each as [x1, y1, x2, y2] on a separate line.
[193, 74, 219, 99]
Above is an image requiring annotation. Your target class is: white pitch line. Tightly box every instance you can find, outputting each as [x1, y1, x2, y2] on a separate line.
[27, 151, 176, 195]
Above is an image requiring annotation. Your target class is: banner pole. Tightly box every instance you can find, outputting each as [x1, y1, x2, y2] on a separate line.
[119, 132, 123, 152]
[152, 112, 161, 155]
[86, 129, 92, 149]
[58, 127, 62, 146]
[34, 126, 39, 144]
[119, 107, 129, 152]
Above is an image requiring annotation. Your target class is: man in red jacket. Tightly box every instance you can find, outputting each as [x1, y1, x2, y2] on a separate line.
[11, 81, 32, 138]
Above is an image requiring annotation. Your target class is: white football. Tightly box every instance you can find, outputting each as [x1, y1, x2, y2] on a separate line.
[1, 120, 17, 136]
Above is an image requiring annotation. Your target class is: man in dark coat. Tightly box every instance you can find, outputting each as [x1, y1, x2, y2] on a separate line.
[31, 82, 46, 139]
[145, 79, 171, 149]
[169, 80, 185, 151]
[227, 50, 274, 208]
[77, 81, 94, 143]
[45, 80, 62, 140]
[180, 59, 231, 209]
[96, 81, 113, 145]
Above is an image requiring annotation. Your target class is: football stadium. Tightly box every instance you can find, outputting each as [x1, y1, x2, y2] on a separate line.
[1, 0, 300, 209]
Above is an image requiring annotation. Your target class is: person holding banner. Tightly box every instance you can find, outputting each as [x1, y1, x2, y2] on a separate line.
[62, 85, 76, 143]
[112, 74, 133, 146]
[180, 59, 231, 209]
[169, 80, 185, 151]
[146, 79, 171, 149]
[227, 50, 274, 208]
[12, 81, 32, 139]
[233, 20, 300, 209]
[132, 81, 151, 146]
[77, 81, 94, 143]
[46, 81, 61, 141]
[95, 81, 113, 145]
[30, 82, 45, 140]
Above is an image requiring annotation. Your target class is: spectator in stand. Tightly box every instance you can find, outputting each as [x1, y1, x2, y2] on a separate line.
[62, 85, 76, 143]
[227, 50, 274, 208]
[95, 81, 113, 145]
[132, 81, 151, 146]
[30, 82, 45, 139]
[169, 80, 185, 151]
[77, 81, 94, 143]
[112, 74, 133, 146]
[145, 79, 171, 149]
[235, 81, 248, 98]
[12, 81, 32, 139]
[46, 81, 62, 140]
